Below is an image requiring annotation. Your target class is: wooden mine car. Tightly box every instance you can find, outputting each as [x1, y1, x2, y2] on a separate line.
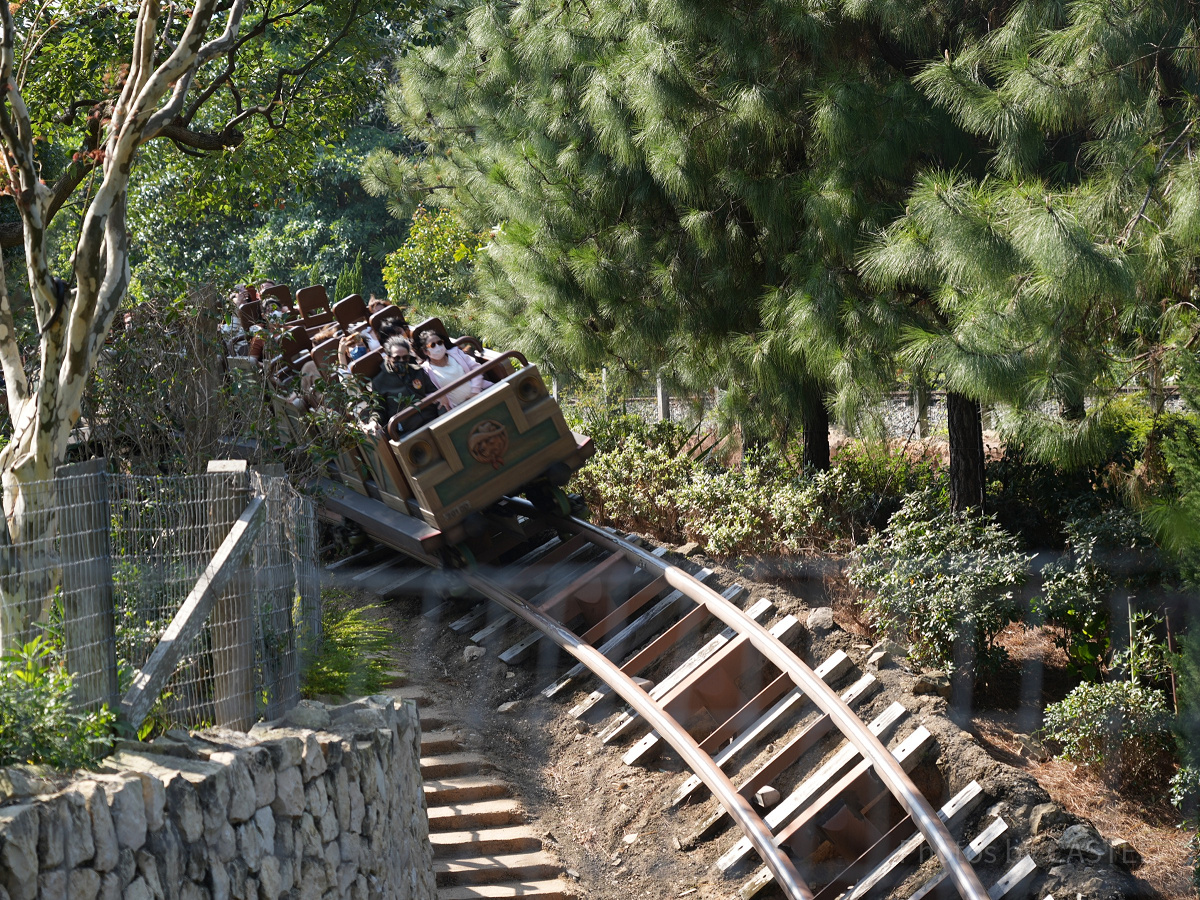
[267, 308, 592, 563]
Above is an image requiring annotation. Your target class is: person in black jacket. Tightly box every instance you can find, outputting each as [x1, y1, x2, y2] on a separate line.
[370, 337, 439, 434]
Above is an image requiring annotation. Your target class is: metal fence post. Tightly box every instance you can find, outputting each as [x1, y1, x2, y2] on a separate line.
[252, 466, 299, 719]
[913, 380, 929, 439]
[207, 459, 257, 729]
[56, 458, 118, 710]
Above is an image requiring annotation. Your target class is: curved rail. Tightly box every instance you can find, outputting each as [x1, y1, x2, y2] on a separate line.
[555, 515, 990, 900]
[462, 568, 815, 900]
[317, 484, 996, 900]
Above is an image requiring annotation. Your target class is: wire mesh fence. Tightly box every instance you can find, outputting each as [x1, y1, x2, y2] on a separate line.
[0, 459, 318, 732]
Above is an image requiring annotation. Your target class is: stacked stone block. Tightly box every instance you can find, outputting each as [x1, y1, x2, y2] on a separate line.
[0, 697, 434, 900]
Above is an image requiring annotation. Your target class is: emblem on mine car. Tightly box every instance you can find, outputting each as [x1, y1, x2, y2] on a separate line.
[467, 420, 509, 469]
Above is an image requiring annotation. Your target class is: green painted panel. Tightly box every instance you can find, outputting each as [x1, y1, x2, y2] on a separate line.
[435, 402, 561, 506]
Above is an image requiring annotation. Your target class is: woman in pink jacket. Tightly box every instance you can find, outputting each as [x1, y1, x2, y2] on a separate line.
[415, 328, 486, 409]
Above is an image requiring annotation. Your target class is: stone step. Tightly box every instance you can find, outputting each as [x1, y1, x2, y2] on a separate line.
[424, 776, 509, 805]
[437, 880, 569, 900]
[421, 730, 463, 755]
[417, 708, 454, 730]
[427, 798, 525, 832]
[435, 850, 560, 886]
[429, 825, 542, 857]
[385, 685, 432, 707]
[421, 752, 493, 780]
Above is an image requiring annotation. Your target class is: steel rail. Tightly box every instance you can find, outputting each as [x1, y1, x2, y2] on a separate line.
[556, 516, 990, 900]
[460, 568, 816, 900]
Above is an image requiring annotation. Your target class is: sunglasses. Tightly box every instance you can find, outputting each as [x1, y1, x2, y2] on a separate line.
[425, 338, 444, 348]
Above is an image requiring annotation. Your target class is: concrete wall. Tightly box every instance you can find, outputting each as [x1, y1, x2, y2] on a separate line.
[0, 696, 434, 900]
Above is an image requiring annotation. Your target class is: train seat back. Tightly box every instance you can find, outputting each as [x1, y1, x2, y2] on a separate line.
[334, 294, 370, 333]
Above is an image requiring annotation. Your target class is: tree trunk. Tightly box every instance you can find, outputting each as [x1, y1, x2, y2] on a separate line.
[0, 448, 62, 651]
[1059, 397, 1085, 420]
[947, 391, 985, 514]
[801, 378, 830, 470]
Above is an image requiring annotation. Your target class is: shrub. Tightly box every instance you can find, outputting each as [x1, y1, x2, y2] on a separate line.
[301, 590, 392, 699]
[0, 636, 114, 769]
[1042, 679, 1175, 791]
[572, 442, 696, 538]
[1169, 765, 1200, 893]
[678, 463, 781, 558]
[575, 440, 948, 558]
[1035, 509, 1162, 679]
[831, 445, 947, 533]
[849, 488, 1031, 677]
[577, 410, 696, 457]
[985, 447, 1106, 549]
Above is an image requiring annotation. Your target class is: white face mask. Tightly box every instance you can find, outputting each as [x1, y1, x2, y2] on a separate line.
[426, 341, 447, 361]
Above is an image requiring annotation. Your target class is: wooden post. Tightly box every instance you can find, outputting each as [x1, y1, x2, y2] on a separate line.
[207, 460, 257, 730]
[56, 458, 118, 710]
[657, 374, 671, 422]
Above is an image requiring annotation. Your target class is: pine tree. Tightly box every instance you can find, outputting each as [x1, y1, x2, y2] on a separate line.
[370, 0, 1010, 479]
[864, 1, 1200, 491]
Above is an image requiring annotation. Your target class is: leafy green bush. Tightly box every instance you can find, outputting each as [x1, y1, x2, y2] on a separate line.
[578, 411, 696, 457]
[1035, 510, 1162, 679]
[677, 463, 781, 557]
[1169, 765, 1200, 893]
[822, 445, 947, 537]
[1042, 679, 1175, 791]
[849, 488, 1031, 677]
[381, 206, 482, 331]
[573, 443, 697, 538]
[0, 636, 114, 769]
[301, 591, 392, 699]
[575, 439, 949, 557]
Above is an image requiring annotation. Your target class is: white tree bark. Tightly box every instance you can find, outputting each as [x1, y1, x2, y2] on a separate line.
[0, 0, 245, 650]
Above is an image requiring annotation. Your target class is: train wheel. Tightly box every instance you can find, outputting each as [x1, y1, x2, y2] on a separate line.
[442, 543, 477, 570]
[549, 486, 571, 517]
[525, 481, 571, 517]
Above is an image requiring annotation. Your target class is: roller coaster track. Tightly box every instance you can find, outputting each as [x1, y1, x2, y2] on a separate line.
[321, 488, 1037, 900]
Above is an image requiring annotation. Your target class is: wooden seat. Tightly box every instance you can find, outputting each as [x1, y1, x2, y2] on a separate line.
[311, 336, 340, 377]
[334, 294, 370, 333]
[302, 312, 335, 333]
[237, 299, 263, 331]
[260, 283, 293, 309]
[369, 305, 409, 343]
[350, 348, 383, 382]
[296, 284, 332, 318]
[279, 326, 311, 362]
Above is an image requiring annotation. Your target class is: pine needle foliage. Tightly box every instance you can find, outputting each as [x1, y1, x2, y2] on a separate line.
[371, 0, 1014, 466]
[866, 0, 1200, 468]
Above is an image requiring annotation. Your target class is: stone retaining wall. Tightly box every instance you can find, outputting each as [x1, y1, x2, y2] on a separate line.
[0, 696, 435, 900]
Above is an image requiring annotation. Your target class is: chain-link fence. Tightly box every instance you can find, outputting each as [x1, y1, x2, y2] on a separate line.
[0, 459, 318, 732]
